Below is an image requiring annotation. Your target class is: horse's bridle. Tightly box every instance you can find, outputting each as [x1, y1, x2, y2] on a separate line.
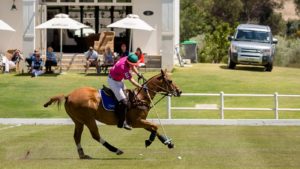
[138, 74, 178, 97]
[134, 74, 179, 108]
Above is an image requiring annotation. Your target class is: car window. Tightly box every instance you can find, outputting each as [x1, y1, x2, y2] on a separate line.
[235, 30, 270, 43]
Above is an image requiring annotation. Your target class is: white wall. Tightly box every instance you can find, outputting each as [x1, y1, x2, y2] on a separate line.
[132, 0, 179, 70]
[0, 0, 23, 53]
[174, 0, 180, 61]
[0, 0, 36, 60]
[132, 0, 161, 55]
[22, 0, 36, 60]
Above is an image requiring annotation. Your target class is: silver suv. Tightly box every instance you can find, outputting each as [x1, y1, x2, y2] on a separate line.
[228, 24, 278, 72]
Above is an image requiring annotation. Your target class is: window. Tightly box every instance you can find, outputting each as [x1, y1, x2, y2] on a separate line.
[44, 0, 57, 2]
[162, 0, 174, 32]
[98, 0, 113, 2]
[61, 0, 75, 2]
[117, 0, 131, 3]
[79, 0, 94, 2]
[236, 30, 270, 43]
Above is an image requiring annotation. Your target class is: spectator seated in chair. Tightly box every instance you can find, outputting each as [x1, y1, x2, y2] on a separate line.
[45, 46, 57, 74]
[2, 49, 24, 73]
[31, 52, 44, 78]
[99, 46, 115, 74]
[135, 47, 145, 67]
[84, 46, 99, 73]
[26, 49, 39, 73]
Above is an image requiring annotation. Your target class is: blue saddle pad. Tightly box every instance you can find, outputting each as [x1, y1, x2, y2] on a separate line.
[99, 89, 118, 111]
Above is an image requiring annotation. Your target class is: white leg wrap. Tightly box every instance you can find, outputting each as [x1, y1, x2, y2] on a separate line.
[99, 138, 106, 144]
[77, 143, 82, 150]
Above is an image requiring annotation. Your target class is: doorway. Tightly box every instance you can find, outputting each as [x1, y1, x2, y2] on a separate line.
[46, 5, 132, 53]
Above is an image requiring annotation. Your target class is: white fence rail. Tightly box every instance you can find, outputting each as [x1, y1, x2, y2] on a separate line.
[167, 92, 300, 119]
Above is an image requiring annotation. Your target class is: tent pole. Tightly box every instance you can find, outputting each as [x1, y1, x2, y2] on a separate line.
[60, 28, 63, 73]
[129, 29, 132, 53]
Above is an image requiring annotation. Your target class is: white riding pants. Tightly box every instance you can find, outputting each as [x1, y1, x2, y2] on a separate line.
[107, 77, 127, 101]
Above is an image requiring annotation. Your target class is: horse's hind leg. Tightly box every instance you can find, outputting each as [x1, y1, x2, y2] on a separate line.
[73, 122, 91, 159]
[86, 120, 124, 155]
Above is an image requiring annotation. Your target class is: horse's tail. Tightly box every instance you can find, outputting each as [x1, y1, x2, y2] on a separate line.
[43, 94, 67, 109]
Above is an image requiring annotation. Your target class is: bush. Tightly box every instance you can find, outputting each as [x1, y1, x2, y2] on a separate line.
[199, 22, 235, 63]
[274, 36, 300, 67]
[189, 35, 205, 62]
[286, 20, 300, 37]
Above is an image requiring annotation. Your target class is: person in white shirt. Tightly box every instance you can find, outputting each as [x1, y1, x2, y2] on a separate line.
[2, 50, 24, 73]
[84, 47, 99, 73]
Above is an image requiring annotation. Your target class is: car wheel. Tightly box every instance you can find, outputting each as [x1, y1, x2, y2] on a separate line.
[265, 63, 273, 72]
[228, 57, 236, 69]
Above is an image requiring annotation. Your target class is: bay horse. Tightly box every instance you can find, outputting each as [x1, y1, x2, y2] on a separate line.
[43, 69, 181, 159]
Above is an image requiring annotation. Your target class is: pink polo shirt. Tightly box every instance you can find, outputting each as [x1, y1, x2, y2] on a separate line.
[109, 57, 132, 81]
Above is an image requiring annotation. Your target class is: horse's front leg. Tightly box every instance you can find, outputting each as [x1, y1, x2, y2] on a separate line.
[144, 128, 174, 149]
[156, 132, 174, 149]
[133, 119, 158, 147]
[134, 119, 174, 149]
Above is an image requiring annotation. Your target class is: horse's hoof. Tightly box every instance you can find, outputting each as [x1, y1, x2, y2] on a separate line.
[145, 140, 152, 148]
[167, 143, 174, 149]
[116, 149, 124, 155]
[80, 155, 92, 159]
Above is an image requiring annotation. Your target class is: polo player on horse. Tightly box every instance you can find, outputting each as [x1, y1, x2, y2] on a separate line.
[107, 53, 144, 130]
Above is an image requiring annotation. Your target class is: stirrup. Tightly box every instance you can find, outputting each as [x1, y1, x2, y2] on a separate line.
[123, 122, 132, 130]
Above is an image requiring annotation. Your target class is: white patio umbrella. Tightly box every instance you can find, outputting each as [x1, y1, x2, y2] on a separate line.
[74, 27, 95, 37]
[0, 20, 15, 31]
[107, 14, 154, 52]
[36, 13, 88, 73]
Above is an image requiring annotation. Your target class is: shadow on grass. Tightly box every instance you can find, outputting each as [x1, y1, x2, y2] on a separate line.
[219, 65, 266, 72]
[14, 73, 60, 77]
[28, 157, 142, 161]
[82, 73, 108, 77]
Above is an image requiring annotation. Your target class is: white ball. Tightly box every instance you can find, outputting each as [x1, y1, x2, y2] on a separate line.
[177, 156, 182, 160]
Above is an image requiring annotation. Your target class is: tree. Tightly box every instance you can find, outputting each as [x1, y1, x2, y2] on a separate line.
[295, 0, 300, 14]
[264, 13, 286, 35]
[180, 0, 212, 40]
[200, 21, 235, 63]
[211, 0, 243, 25]
[240, 0, 283, 23]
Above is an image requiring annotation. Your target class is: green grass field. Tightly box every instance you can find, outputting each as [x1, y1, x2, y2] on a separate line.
[1, 64, 300, 169]
[0, 64, 300, 119]
[1, 125, 300, 169]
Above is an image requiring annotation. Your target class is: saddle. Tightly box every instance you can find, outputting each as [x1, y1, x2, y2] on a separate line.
[99, 85, 118, 111]
[99, 85, 149, 111]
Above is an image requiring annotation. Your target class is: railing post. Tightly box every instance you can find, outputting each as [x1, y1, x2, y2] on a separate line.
[274, 92, 279, 119]
[220, 91, 224, 119]
[167, 96, 172, 119]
